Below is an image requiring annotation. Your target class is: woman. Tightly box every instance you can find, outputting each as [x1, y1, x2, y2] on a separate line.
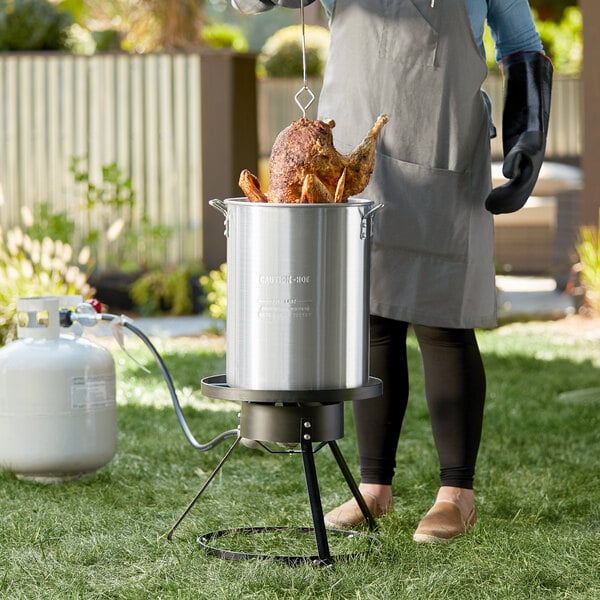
[233, 0, 552, 542]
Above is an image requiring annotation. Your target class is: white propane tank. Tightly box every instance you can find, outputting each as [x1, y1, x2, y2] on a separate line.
[0, 296, 117, 482]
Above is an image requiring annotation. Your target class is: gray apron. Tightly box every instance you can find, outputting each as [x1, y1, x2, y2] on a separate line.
[318, 0, 497, 328]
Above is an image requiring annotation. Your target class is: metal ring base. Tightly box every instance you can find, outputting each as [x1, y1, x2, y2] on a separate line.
[197, 526, 381, 567]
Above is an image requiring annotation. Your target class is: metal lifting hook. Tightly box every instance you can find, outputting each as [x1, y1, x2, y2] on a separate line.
[294, 0, 315, 118]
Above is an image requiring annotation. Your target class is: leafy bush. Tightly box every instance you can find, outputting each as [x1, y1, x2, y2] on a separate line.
[258, 25, 329, 78]
[530, 0, 578, 23]
[65, 24, 122, 55]
[199, 263, 226, 322]
[201, 23, 248, 52]
[0, 0, 73, 51]
[483, 7, 582, 75]
[22, 202, 75, 244]
[535, 7, 582, 74]
[130, 264, 204, 316]
[117, 0, 206, 53]
[69, 156, 172, 272]
[573, 214, 600, 314]
[0, 226, 93, 345]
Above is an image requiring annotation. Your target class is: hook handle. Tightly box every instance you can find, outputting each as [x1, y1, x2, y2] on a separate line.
[209, 198, 229, 237]
[295, 86, 315, 119]
[361, 203, 384, 239]
[294, 0, 316, 119]
[209, 198, 228, 217]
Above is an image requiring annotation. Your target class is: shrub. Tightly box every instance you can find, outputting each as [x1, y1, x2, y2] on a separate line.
[0, 0, 73, 51]
[573, 214, 600, 315]
[22, 202, 75, 244]
[0, 226, 94, 346]
[69, 156, 172, 273]
[201, 23, 248, 52]
[199, 263, 226, 322]
[258, 25, 330, 78]
[483, 7, 582, 75]
[66, 24, 122, 55]
[130, 264, 204, 316]
[535, 6, 582, 74]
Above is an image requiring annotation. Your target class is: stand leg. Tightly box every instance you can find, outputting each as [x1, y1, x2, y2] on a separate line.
[300, 437, 332, 564]
[328, 440, 377, 531]
[166, 435, 241, 540]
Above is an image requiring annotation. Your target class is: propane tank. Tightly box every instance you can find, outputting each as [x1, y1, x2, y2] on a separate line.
[0, 296, 117, 482]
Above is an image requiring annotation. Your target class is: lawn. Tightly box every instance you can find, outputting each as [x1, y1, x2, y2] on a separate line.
[1, 317, 599, 599]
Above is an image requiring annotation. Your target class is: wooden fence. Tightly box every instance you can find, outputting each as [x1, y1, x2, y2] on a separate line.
[0, 51, 258, 271]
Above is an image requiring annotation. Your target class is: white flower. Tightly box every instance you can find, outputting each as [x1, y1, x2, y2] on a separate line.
[21, 206, 34, 227]
[106, 218, 125, 242]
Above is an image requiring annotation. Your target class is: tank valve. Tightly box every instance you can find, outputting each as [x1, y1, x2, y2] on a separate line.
[59, 299, 103, 328]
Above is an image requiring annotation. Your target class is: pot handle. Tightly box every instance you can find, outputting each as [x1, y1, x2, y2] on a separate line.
[361, 203, 384, 239]
[209, 198, 228, 217]
[209, 199, 229, 237]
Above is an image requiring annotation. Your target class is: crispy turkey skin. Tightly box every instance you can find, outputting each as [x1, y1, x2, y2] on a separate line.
[239, 114, 389, 204]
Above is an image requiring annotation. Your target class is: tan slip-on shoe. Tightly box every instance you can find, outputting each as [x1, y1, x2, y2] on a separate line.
[413, 500, 477, 543]
[324, 491, 393, 529]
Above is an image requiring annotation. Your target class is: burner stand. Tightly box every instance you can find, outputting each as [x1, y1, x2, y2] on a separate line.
[167, 375, 383, 566]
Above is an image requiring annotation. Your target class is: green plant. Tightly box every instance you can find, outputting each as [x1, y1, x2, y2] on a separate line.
[0, 0, 73, 51]
[530, 0, 578, 22]
[55, 0, 122, 54]
[573, 213, 600, 314]
[71, 155, 135, 215]
[22, 202, 76, 244]
[69, 156, 172, 272]
[130, 264, 204, 316]
[201, 22, 248, 52]
[91, 28, 121, 51]
[59, 0, 206, 53]
[121, 216, 172, 273]
[258, 25, 330, 78]
[483, 7, 582, 75]
[535, 6, 582, 74]
[65, 23, 121, 55]
[120, 0, 206, 52]
[199, 263, 226, 322]
[0, 226, 93, 346]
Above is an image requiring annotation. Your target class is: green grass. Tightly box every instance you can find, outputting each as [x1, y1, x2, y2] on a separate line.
[1, 322, 599, 599]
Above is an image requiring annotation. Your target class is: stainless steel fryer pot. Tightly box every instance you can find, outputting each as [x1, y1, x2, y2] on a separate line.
[210, 198, 383, 391]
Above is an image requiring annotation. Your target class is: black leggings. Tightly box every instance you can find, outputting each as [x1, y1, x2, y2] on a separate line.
[354, 315, 486, 489]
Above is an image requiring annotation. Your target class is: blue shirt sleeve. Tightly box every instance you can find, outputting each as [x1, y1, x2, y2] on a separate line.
[485, 0, 544, 61]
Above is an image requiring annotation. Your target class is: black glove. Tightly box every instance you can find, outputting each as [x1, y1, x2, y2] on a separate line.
[231, 0, 316, 15]
[485, 51, 553, 215]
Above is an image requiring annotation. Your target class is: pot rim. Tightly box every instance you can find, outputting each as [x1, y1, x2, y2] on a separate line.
[223, 197, 374, 208]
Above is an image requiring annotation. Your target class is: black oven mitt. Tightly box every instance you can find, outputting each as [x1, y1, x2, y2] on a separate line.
[485, 51, 553, 215]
